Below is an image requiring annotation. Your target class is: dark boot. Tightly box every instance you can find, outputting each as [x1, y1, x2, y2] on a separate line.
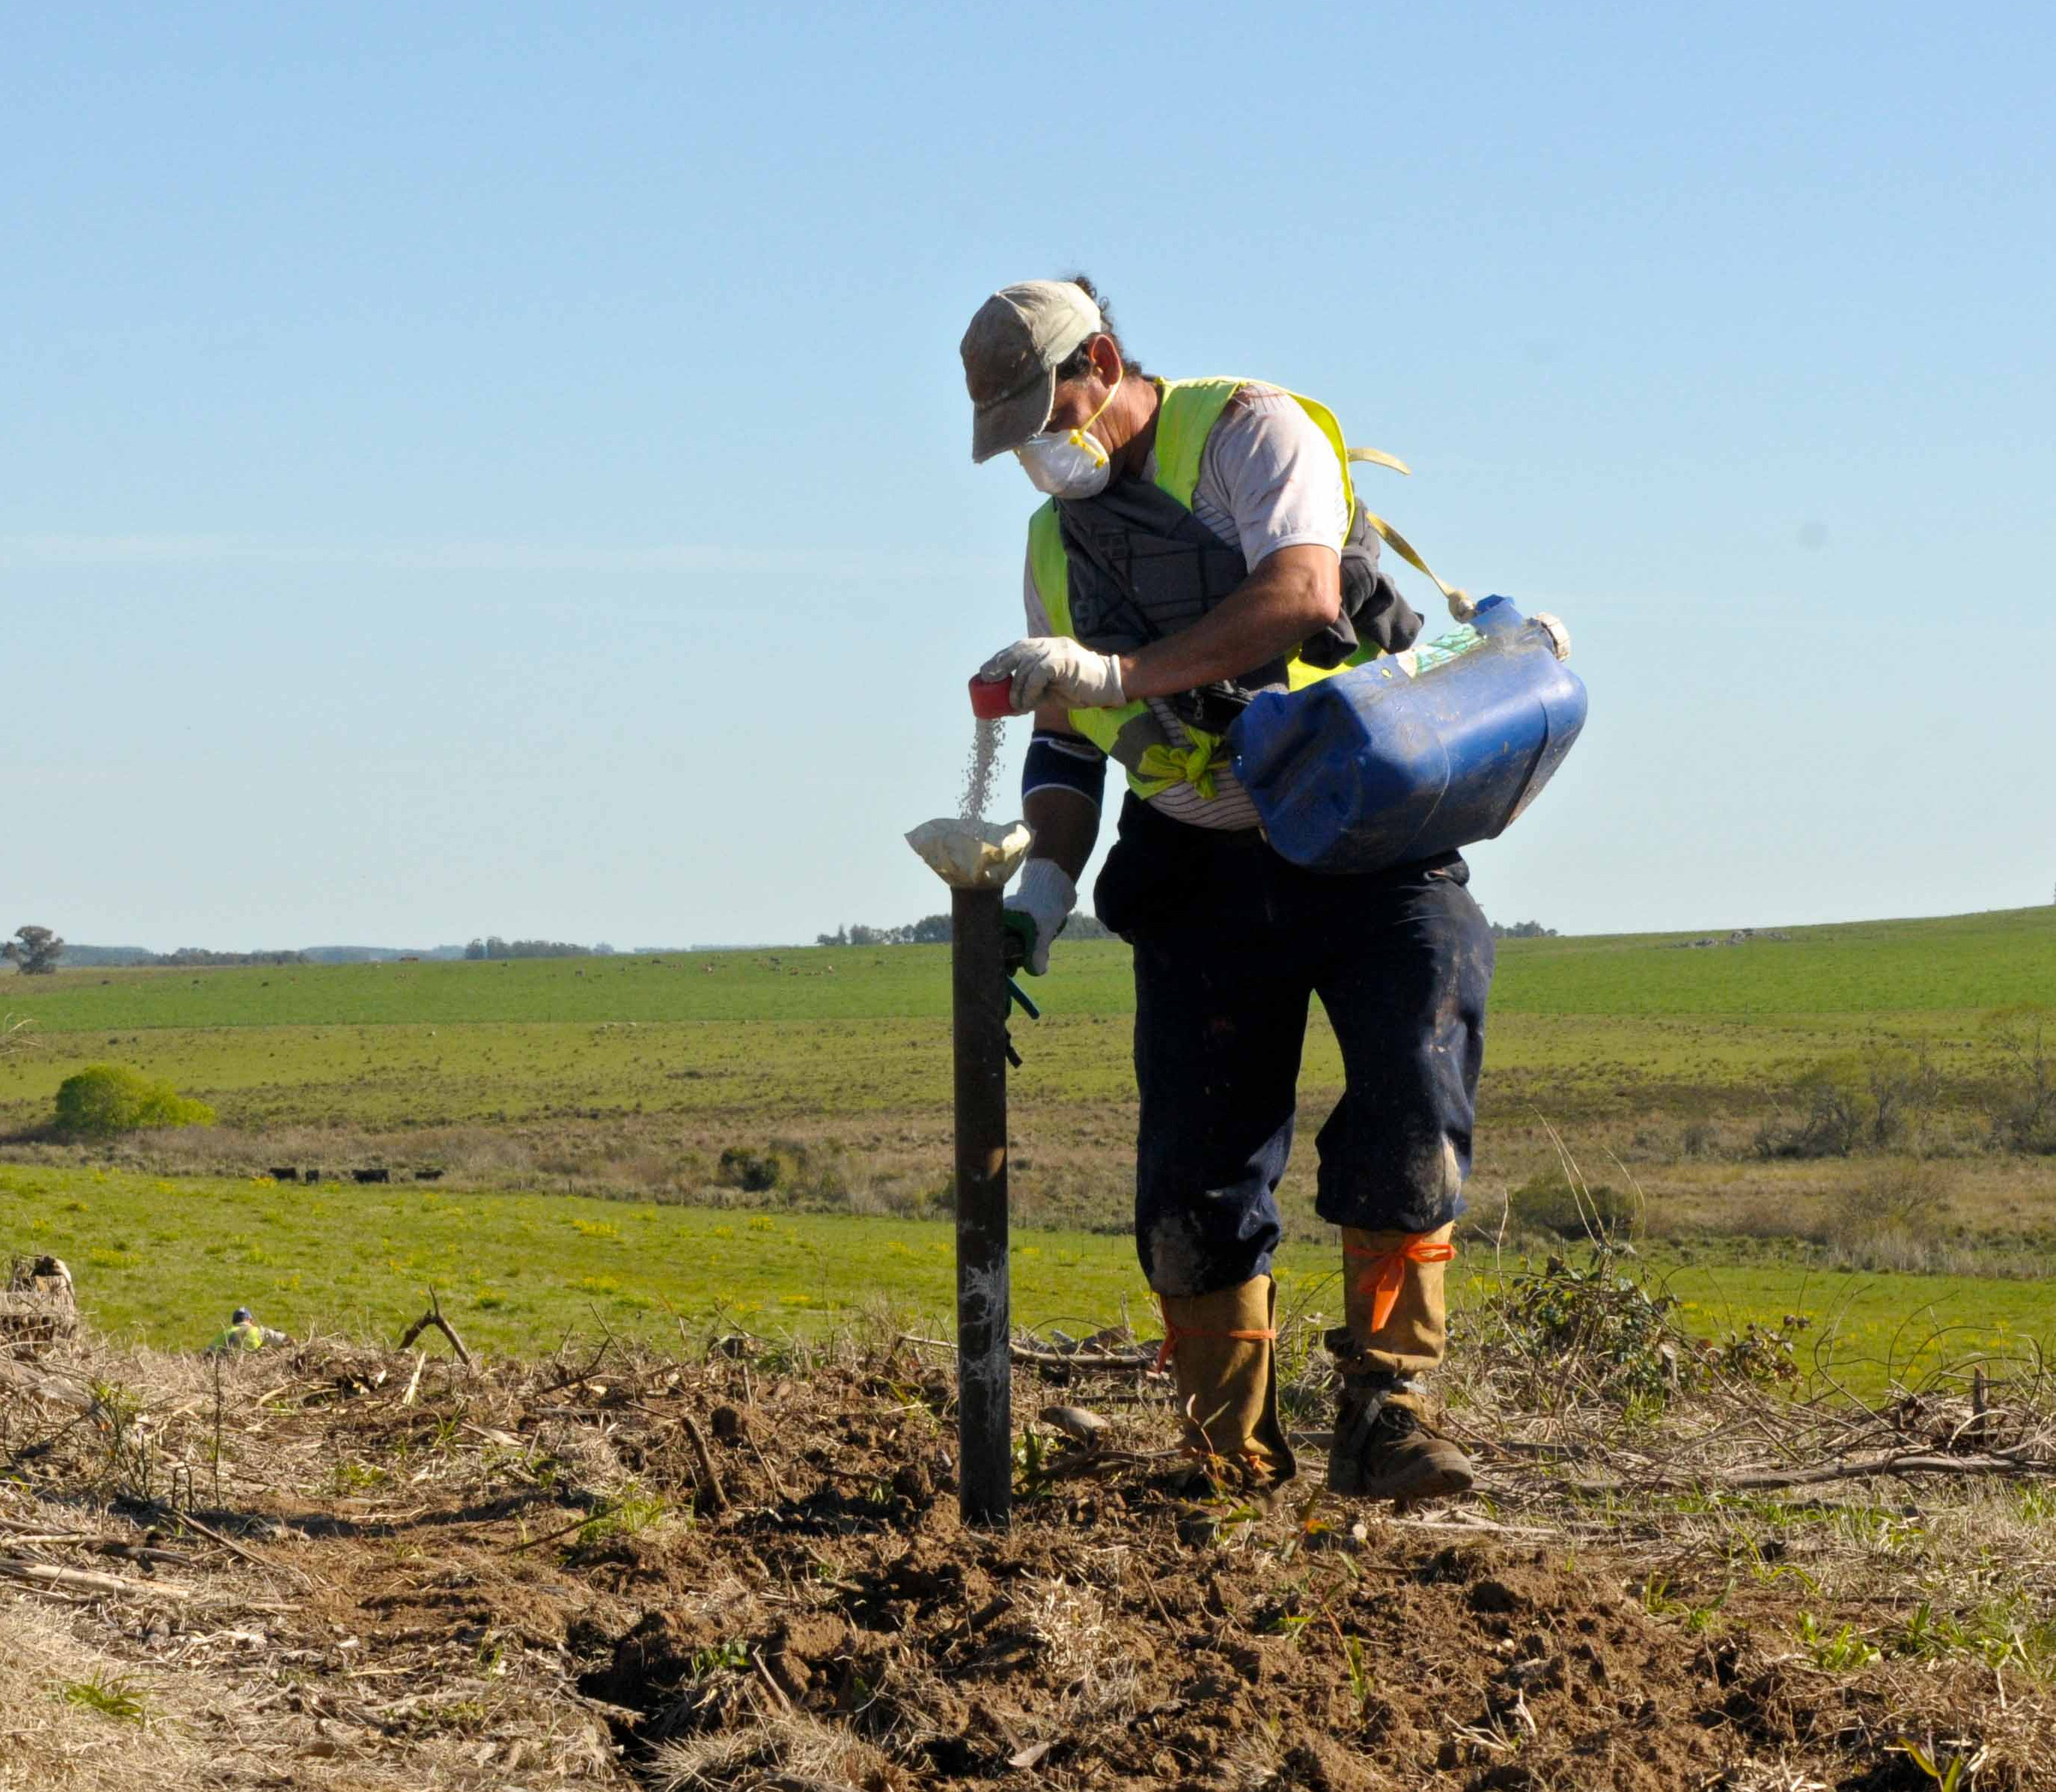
[1157, 1276, 1297, 1490]
[1327, 1372, 1473, 1501]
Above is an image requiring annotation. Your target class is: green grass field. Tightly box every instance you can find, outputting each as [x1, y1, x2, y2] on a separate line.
[4, 1162, 2043, 1398]
[3, 909, 2048, 1139]
[3, 905, 2052, 1388]
[8, 903, 2051, 1032]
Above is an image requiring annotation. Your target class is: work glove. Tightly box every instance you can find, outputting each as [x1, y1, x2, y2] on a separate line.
[979, 637, 1125, 713]
[1001, 858, 1077, 977]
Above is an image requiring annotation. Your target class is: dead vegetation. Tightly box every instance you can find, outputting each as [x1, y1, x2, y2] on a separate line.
[1, 1257, 2052, 1790]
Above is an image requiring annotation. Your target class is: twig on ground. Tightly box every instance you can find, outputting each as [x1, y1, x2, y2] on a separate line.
[1569, 1449, 2055, 1497]
[170, 1509, 315, 1590]
[0, 1556, 193, 1599]
[895, 1332, 1159, 1373]
[682, 1413, 728, 1511]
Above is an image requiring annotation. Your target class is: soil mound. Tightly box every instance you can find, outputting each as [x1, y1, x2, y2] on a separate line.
[2, 1324, 2048, 1789]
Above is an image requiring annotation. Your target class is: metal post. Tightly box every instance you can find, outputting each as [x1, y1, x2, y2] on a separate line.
[950, 885, 1011, 1528]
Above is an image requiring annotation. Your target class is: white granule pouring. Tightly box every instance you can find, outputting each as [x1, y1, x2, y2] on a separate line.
[958, 717, 1004, 824]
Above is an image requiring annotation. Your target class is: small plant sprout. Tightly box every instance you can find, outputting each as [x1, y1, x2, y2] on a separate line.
[59, 1671, 147, 1722]
[574, 1480, 669, 1547]
[1796, 1612, 1882, 1672]
[688, 1639, 752, 1679]
[1895, 1739, 1987, 1790]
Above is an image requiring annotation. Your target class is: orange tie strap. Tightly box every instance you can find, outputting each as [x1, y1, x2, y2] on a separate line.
[1345, 1236, 1457, 1334]
[1153, 1298, 1277, 1372]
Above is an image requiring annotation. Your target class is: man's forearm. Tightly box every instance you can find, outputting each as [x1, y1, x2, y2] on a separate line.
[1024, 786, 1100, 882]
[1116, 544, 1341, 704]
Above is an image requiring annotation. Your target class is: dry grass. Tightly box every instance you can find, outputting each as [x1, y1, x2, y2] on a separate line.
[0, 1602, 203, 1792]
[11, 1084, 2056, 1277]
[650, 1711, 897, 1791]
[0, 1328, 632, 1788]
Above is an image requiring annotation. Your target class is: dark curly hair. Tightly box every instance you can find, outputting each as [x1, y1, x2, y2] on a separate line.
[1054, 273, 1147, 382]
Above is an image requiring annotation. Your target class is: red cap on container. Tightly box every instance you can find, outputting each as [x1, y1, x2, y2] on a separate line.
[968, 675, 1015, 719]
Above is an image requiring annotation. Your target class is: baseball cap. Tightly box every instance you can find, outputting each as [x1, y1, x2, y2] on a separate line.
[960, 280, 1104, 463]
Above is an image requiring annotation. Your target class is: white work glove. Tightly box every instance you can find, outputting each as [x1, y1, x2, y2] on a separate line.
[1002, 858, 1078, 976]
[979, 637, 1125, 712]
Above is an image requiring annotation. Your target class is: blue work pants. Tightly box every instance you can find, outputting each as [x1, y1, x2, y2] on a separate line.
[1093, 794, 1494, 1299]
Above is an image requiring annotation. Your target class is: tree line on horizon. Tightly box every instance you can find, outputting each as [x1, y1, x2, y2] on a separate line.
[812, 913, 1552, 948]
[463, 937, 618, 960]
[815, 913, 1116, 948]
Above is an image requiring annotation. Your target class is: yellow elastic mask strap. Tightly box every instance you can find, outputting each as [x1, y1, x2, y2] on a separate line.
[1057, 367, 1122, 468]
[1135, 729, 1226, 800]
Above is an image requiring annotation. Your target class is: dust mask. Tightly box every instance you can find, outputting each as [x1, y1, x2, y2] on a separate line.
[1016, 369, 1123, 499]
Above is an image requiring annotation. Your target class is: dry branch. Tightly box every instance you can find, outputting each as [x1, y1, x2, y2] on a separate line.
[1572, 1449, 2056, 1497]
[172, 1510, 315, 1590]
[681, 1413, 727, 1511]
[0, 1355, 96, 1411]
[396, 1288, 473, 1367]
[0, 1557, 193, 1600]
[896, 1332, 1159, 1373]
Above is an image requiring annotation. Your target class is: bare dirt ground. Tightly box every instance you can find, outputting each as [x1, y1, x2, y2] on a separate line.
[3, 1289, 2052, 1791]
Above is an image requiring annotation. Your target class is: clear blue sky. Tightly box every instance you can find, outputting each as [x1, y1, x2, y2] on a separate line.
[6, 3, 2052, 949]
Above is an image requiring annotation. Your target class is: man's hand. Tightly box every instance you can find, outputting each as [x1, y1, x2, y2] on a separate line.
[979, 638, 1125, 712]
[1002, 859, 1078, 976]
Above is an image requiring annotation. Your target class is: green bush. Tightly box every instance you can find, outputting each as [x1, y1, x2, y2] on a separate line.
[1512, 1169, 1638, 1242]
[716, 1144, 787, 1192]
[1986, 1007, 2056, 1154]
[51, 1064, 216, 1138]
[715, 1139, 853, 1204]
[1488, 1252, 1680, 1403]
[1755, 1047, 1941, 1160]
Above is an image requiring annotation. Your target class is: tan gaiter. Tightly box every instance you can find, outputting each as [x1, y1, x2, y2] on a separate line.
[1339, 1222, 1456, 1379]
[1158, 1275, 1296, 1483]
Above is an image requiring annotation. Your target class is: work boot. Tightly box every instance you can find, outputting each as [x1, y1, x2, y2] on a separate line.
[1327, 1224, 1473, 1501]
[1327, 1373, 1473, 1501]
[1156, 1276, 1297, 1489]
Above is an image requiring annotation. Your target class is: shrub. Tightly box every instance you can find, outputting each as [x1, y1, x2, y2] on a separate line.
[1986, 1007, 2056, 1154]
[1755, 1062, 1865, 1158]
[51, 1064, 216, 1138]
[1511, 1169, 1638, 1242]
[717, 1145, 787, 1192]
[1820, 1159, 1955, 1272]
[715, 1139, 854, 1205]
[1479, 1251, 1802, 1406]
[775, 1138, 853, 1205]
[1486, 1251, 1680, 1404]
[1756, 1048, 1941, 1160]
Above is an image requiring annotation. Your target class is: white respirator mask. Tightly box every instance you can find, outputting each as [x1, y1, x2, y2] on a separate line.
[1015, 368, 1122, 498]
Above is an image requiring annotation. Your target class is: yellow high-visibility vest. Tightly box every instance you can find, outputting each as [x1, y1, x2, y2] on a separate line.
[1025, 377, 1367, 800]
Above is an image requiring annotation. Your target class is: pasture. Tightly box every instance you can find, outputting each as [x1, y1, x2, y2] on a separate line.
[2, 1162, 2048, 1400]
[6, 902, 2051, 1032]
[2, 905, 2052, 1260]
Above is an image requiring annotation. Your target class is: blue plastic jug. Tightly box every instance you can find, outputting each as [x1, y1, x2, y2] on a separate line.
[1227, 596, 1587, 873]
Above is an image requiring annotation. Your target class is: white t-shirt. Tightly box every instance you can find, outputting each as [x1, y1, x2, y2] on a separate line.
[1022, 382, 1347, 830]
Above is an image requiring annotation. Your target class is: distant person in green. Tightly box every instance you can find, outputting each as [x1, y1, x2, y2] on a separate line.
[206, 1306, 287, 1355]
